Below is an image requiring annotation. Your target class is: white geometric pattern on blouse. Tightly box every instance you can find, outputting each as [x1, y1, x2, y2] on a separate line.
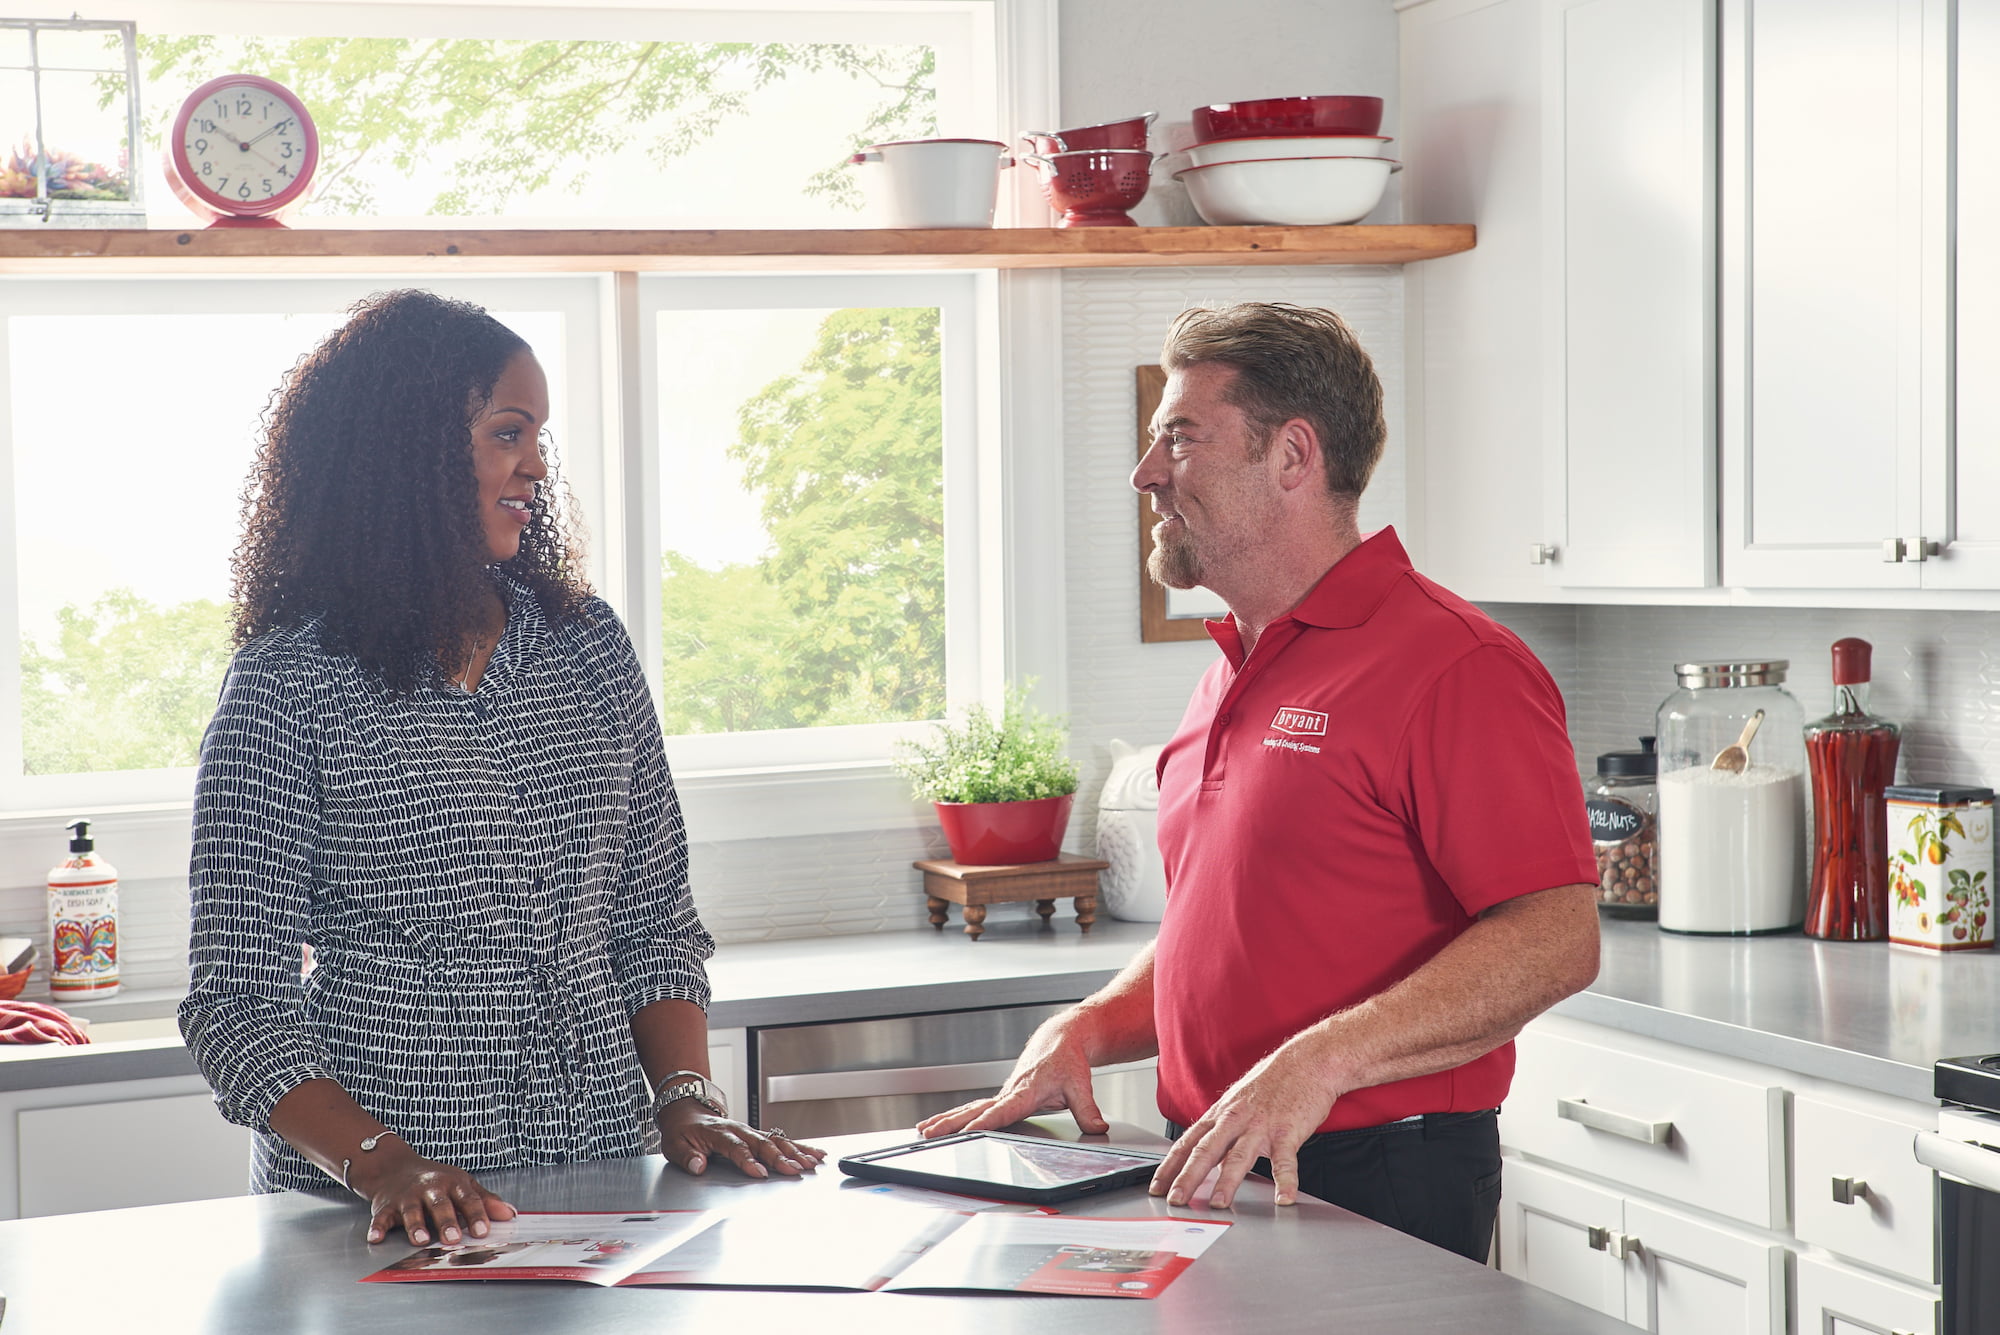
[180, 581, 715, 1194]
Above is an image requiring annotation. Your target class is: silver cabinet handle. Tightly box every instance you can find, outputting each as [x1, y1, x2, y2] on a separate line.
[1883, 538, 1906, 563]
[765, 1057, 1156, 1104]
[1557, 1096, 1673, 1145]
[1528, 543, 1559, 566]
[1915, 1131, 2000, 1193]
[1585, 1226, 1638, 1258]
[1831, 1175, 1868, 1204]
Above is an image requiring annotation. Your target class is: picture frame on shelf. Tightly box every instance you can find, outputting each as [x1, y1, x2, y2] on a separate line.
[1136, 364, 1227, 643]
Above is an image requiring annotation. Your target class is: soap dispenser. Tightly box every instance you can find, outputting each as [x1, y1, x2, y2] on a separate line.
[47, 819, 118, 1000]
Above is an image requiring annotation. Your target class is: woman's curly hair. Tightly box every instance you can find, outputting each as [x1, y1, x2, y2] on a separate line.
[231, 288, 592, 693]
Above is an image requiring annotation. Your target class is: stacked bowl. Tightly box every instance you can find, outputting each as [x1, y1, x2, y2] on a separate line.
[1174, 95, 1399, 226]
[1018, 113, 1158, 227]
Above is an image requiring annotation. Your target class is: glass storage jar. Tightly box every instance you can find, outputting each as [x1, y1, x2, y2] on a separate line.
[1654, 660, 1809, 934]
[1588, 738, 1658, 919]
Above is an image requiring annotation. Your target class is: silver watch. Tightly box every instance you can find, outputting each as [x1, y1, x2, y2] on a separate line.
[652, 1071, 727, 1120]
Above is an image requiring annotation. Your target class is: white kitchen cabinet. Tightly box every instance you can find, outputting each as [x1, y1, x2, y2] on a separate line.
[1539, 0, 1715, 589]
[1620, 1197, 1784, 1334]
[1501, 1157, 1783, 1333]
[1090, 1058, 1163, 1137]
[1500, 1156, 1632, 1322]
[1936, 0, 2000, 590]
[1795, 1253, 1940, 1335]
[1400, 0, 1552, 602]
[707, 1027, 747, 1124]
[1499, 1015, 1943, 1335]
[1401, 0, 1713, 596]
[1718, 0, 1963, 590]
[3, 1073, 251, 1219]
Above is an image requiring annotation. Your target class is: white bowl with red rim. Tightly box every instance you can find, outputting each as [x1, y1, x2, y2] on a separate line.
[847, 138, 1015, 228]
[1172, 154, 1400, 226]
[1186, 135, 1393, 168]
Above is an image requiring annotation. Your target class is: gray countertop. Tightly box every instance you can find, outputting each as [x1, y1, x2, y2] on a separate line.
[0, 1121, 1632, 1335]
[8, 915, 1991, 1104]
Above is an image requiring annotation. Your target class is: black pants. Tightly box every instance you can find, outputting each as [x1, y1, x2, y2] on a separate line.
[1171, 1109, 1502, 1263]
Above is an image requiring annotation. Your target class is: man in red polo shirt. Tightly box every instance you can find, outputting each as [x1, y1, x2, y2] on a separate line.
[918, 303, 1600, 1262]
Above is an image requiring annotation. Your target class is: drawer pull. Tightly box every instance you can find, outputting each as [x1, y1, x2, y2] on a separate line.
[1585, 1226, 1638, 1258]
[1830, 1175, 1868, 1205]
[1557, 1096, 1673, 1145]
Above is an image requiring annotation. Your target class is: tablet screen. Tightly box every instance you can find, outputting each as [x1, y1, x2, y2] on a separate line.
[867, 1138, 1160, 1189]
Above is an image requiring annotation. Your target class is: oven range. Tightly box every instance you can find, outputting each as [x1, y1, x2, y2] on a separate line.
[1915, 1054, 2000, 1335]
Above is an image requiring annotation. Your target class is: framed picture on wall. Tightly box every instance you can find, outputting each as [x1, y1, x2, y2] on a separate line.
[1136, 365, 1228, 642]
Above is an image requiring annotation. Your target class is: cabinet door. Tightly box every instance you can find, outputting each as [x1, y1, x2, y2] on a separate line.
[707, 1027, 747, 1126]
[1720, 0, 1940, 588]
[18, 1091, 251, 1217]
[1498, 1157, 1632, 1322]
[1090, 1058, 1163, 1137]
[1795, 1254, 1940, 1335]
[1793, 1091, 1937, 1285]
[1541, 0, 1715, 588]
[1400, 0, 1553, 601]
[1929, 0, 2000, 588]
[1621, 1199, 1785, 1335]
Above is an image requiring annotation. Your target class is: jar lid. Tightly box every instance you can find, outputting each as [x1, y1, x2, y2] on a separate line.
[1596, 735, 1658, 777]
[1673, 659, 1789, 688]
[1885, 783, 1995, 805]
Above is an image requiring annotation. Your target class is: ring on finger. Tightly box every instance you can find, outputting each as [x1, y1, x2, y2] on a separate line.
[765, 1127, 788, 1139]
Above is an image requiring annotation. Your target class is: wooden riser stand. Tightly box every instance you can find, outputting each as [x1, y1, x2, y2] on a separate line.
[914, 851, 1110, 941]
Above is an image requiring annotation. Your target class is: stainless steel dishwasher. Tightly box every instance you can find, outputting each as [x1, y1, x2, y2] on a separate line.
[750, 1002, 1161, 1138]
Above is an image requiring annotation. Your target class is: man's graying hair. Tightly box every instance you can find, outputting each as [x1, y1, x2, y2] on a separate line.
[1160, 303, 1387, 498]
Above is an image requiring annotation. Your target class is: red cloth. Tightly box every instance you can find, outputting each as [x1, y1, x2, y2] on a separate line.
[1152, 528, 1596, 1133]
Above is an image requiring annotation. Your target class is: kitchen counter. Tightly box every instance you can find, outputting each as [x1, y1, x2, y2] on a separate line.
[8, 915, 1990, 1103]
[0, 1121, 1628, 1335]
[0, 918, 1161, 1092]
[1554, 918, 1984, 1102]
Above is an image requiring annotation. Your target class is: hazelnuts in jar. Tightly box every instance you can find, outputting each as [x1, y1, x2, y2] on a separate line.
[1588, 738, 1659, 920]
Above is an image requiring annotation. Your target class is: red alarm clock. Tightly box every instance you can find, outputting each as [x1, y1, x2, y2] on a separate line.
[163, 74, 319, 228]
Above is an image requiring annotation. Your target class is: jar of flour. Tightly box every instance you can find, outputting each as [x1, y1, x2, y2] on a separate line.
[1654, 660, 1808, 934]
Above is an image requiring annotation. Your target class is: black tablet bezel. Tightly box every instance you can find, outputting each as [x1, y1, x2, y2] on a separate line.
[836, 1131, 1166, 1205]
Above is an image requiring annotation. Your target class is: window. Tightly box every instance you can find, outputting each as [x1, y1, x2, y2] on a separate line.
[0, 275, 603, 810]
[635, 273, 987, 775]
[0, 18, 143, 224]
[0, 1, 1063, 845]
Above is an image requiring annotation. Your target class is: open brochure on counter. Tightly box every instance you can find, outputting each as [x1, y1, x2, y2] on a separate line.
[362, 1189, 1229, 1299]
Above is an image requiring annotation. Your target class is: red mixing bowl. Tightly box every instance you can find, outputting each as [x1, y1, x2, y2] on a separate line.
[1192, 95, 1384, 141]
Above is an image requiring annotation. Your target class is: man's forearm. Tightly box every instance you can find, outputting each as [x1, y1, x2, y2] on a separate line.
[1286, 883, 1600, 1099]
[1060, 941, 1160, 1066]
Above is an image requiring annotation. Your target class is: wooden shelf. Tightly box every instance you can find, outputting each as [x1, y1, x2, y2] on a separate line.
[0, 224, 1473, 273]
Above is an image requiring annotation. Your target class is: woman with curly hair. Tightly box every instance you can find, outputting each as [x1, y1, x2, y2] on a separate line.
[180, 289, 820, 1249]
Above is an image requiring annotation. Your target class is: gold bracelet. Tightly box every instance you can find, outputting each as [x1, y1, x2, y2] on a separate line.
[340, 1130, 402, 1195]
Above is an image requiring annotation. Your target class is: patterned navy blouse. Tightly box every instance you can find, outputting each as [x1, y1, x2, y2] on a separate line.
[180, 580, 715, 1194]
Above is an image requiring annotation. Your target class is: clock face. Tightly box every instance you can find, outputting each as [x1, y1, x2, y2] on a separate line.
[169, 75, 318, 219]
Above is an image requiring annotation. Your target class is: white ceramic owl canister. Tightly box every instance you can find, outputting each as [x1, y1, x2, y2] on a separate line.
[1095, 739, 1168, 921]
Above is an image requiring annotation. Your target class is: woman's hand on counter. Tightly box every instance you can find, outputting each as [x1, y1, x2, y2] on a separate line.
[656, 1102, 826, 1179]
[352, 1141, 517, 1246]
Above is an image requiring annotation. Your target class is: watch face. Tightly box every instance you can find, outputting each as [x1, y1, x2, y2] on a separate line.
[177, 80, 312, 212]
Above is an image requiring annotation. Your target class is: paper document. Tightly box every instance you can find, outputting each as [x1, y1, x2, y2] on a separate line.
[362, 1210, 717, 1286]
[882, 1213, 1232, 1299]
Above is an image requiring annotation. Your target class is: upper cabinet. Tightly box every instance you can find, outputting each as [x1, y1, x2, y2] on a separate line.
[1719, 0, 1945, 589]
[1401, 0, 2000, 601]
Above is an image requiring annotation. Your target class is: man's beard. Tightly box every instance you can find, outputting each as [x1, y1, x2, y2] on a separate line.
[1148, 520, 1204, 590]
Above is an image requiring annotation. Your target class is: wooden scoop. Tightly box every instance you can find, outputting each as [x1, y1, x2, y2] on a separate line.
[1710, 709, 1766, 773]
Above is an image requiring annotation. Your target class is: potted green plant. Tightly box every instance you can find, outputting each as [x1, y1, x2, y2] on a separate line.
[896, 686, 1081, 865]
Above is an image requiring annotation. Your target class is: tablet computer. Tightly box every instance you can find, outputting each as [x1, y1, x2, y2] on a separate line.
[837, 1132, 1166, 1205]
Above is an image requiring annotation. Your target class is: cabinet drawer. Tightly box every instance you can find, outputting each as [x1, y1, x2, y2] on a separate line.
[1795, 1254, 1939, 1335]
[1501, 1022, 1786, 1228]
[1795, 1092, 1937, 1285]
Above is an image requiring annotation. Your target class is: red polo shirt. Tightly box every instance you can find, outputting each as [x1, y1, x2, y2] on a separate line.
[1152, 528, 1596, 1133]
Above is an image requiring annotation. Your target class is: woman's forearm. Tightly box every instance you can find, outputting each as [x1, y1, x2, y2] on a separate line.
[630, 997, 713, 1091]
[267, 1077, 414, 1196]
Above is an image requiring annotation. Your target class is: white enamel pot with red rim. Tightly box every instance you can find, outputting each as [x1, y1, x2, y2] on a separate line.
[847, 138, 1015, 228]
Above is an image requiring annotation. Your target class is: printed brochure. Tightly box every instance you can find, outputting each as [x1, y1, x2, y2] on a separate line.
[362, 1210, 718, 1286]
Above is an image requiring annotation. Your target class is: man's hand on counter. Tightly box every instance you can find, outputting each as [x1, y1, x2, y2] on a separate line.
[351, 1141, 517, 1246]
[915, 1014, 1109, 1139]
[1149, 1041, 1337, 1211]
[656, 1102, 826, 1179]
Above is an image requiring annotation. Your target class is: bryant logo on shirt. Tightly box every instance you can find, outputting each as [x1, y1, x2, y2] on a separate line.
[1263, 706, 1327, 756]
[1269, 707, 1327, 736]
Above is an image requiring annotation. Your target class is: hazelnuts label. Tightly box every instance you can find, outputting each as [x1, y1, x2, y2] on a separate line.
[1587, 799, 1645, 844]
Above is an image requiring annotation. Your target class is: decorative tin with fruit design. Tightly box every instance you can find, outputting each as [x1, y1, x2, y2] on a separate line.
[1887, 783, 1995, 950]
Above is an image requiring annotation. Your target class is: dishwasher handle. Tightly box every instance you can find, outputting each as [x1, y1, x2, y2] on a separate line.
[765, 1057, 1156, 1105]
[1914, 1131, 2000, 1194]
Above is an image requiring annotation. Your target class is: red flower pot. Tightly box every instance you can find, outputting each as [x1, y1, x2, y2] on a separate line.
[934, 794, 1075, 865]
